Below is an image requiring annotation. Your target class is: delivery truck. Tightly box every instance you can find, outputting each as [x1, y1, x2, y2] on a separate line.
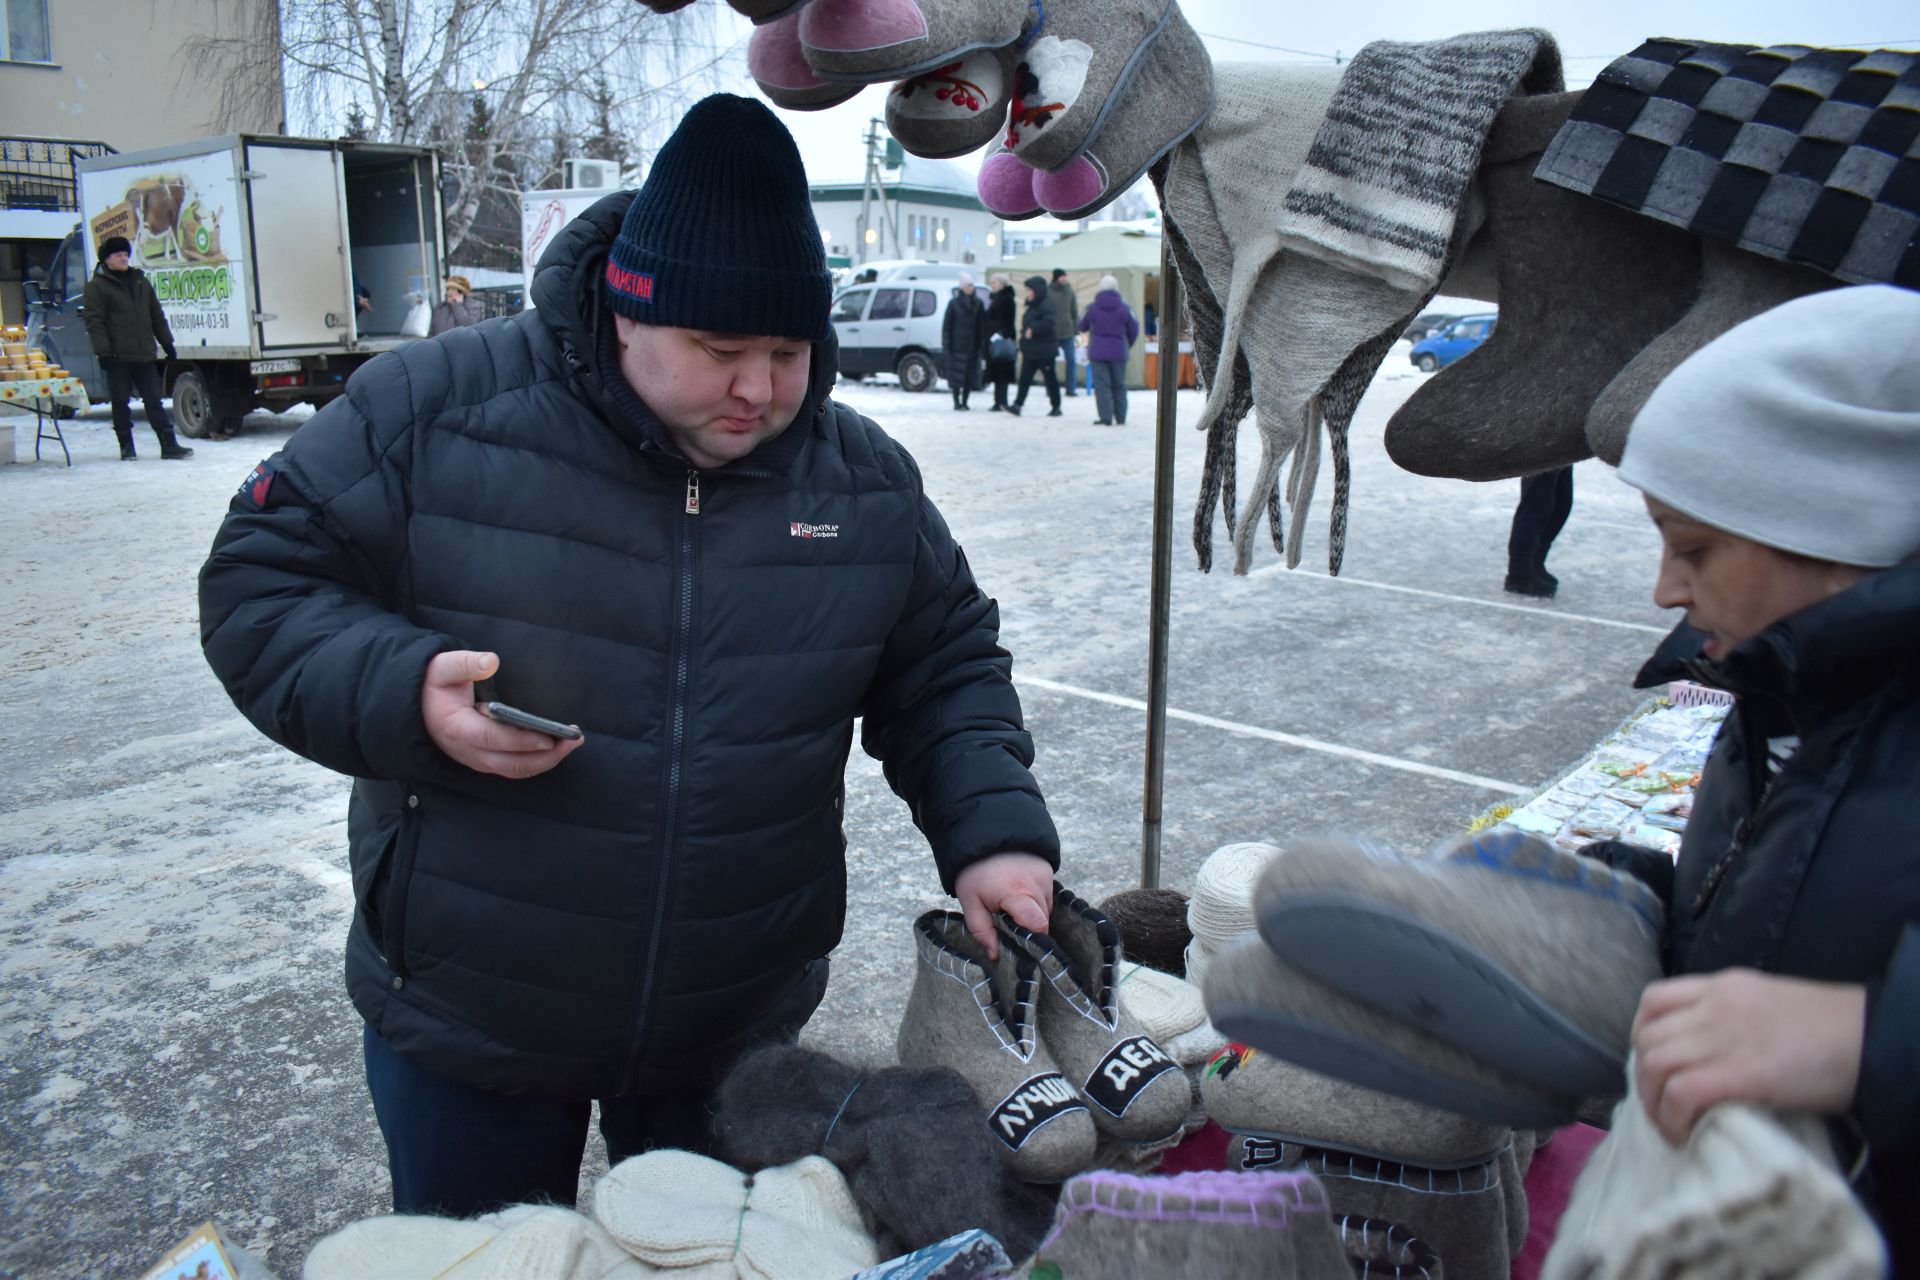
[24, 134, 445, 438]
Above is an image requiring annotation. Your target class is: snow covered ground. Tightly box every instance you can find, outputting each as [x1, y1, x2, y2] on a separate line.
[0, 356, 1673, 1275]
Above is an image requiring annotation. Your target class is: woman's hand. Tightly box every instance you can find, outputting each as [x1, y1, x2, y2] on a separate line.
[1632, 969, 1866, 1145]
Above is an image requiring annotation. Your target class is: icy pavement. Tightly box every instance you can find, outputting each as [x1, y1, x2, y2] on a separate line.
[0, 361, 1672, 1275]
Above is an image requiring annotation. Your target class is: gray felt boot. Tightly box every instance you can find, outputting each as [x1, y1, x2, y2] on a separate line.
[1031, 2, 1214, 221]
[1199, 1043, 1508, 1170]
[1002, 0, 1180, 174]
[1338, 1217, 1445, 1280]
[1253, 831, 1664, 1102]
[897, 910, 1098, 1182]
[885, 43, 1020, 159]
[1002, 886, 1190, 1142]
[1201, 938, 1579, 1128]
[799, 0, 1032, 83]
[750, 11, 863, 110]
[1382, 91, 1702, 481]
[1028, 1167, 1351, 1278]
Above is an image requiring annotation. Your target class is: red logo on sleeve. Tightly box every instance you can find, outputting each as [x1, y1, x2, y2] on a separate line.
[239, 462, 274, 508]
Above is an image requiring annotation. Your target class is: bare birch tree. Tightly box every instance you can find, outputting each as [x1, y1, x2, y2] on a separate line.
[278, 0, 738, 255]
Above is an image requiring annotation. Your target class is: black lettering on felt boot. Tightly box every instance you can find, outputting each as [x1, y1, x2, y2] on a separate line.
[1081, 1035, 1177, 1118]
[990, 1072, 1087, 1150]
[1239, 1136, 1286, 1171]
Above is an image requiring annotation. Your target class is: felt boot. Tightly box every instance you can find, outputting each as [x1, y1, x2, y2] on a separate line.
[897, 910, 1097, 1182]
[632, 0, 697, 10]
[1252, 831, 1664, 1102]
[1028, 1168, 1351, 1278]
[1585, 240, 1838, 464]
[1201, 938, 1579, 1128]
[1200, 1043, 1508, 1170]
[1230, 1135, 1514, 1280]
[750, 12, 863, 110]
[977, 143, 1045, 219]
[728, 0, 811, 23]
[885, 43, 1020, 160]
[1002, 886, 1189, 1142]
[1000, 0, 1178, 174]
[1030, 2, 1213, 220]
[798, 0, 1032, 83]
[1338, 1217, 1445, 1280]
[1383, 91, 1702, 482]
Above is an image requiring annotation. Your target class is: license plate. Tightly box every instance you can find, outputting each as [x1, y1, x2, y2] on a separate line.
[250, 359, 301, 375]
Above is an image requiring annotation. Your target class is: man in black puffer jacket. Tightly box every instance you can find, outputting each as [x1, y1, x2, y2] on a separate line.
[1592, 285, 1918, 1268]
[198, 96, 1060, 1217]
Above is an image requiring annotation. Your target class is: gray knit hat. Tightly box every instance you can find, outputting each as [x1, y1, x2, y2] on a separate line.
[1618, 284, 1920, 568]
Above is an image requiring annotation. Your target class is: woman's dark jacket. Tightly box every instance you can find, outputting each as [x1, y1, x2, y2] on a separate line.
[1605, 559, 1920, 1260]
[197, 192, 1059, 1099]
[82, 263, 175, 361]
[941, 288, 987, 390]
[1018, 283, 1057, 361]
[986, 285, 1017, 373]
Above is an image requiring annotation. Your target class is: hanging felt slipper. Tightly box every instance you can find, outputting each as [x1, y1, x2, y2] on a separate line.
[1000, 0, 1179, 175]
[896, 910, 1098, 1182]
[1253, 831, 1664, 1103]
[1200, 1042, 1509, 1171]
[751, 11, 864, 110]
[798, 0, 1032, 84]
[885, 43, 1020, 160]
[1202, 937, 1579, 1129]
[1031, 1, 1213, 219]
[729, 0, 813, 23]
[1000, 885, 1190, 1143]
[976, 143, 1046, 219]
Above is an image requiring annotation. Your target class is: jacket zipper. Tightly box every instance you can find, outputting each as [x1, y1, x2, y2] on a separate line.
[625, 469, 700, 1085]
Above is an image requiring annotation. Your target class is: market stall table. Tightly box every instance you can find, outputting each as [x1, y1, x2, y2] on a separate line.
[0, 376, 92, 466]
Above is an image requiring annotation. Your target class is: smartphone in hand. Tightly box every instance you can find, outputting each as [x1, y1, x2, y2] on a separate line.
[479, 701, 584, 741]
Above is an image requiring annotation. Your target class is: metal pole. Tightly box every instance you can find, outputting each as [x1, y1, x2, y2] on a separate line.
[1141, 239, 1183, 889]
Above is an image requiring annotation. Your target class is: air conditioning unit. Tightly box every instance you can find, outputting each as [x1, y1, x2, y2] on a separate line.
[565, 158, 623, 191]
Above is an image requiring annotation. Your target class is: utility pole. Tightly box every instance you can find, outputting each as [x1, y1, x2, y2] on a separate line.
[857, 117, 899, 265]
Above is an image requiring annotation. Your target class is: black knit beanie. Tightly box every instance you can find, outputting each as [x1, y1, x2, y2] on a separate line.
[604, 93, 831, 341]
[100, 235, 132, 259]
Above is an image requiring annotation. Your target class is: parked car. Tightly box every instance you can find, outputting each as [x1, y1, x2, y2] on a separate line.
[830, 281, 948, 392]
[1410, 313, 1497, 372]
[1401, 311, 1459, 342]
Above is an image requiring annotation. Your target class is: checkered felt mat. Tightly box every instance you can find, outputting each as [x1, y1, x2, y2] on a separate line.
[1534, 38, 1920, 288]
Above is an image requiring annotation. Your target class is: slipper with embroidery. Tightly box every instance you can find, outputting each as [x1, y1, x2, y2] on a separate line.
[885, 43, 1021, 159]
[1031, 1, 1212, 219]
[750, 10, 863, 110]
[798, 0, 1033, 84]
[1002, 0, 1183, 175]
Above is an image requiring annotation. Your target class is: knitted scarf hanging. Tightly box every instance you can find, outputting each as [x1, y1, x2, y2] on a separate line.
[1160, 34, 1561, 575]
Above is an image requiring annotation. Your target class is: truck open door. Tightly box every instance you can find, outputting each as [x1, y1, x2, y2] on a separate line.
[241, 140, 353, 349]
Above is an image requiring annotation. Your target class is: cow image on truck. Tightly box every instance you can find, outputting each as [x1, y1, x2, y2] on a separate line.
[24, 134, 446, 439]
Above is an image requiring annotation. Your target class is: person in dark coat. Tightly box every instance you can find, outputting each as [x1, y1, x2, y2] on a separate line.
[1049, 268, 1080, 397]
[1505, 466, 1573, 597]
[1009, 275, 1061, 417]
[81, 234, 193, 461]
[985, 272, 1017, 412]
[1077, 274, 1138, 426]
[940, 272, 987, 411]
[197, 95, 1061, 1221]
[1591, 285, 1920, 1269]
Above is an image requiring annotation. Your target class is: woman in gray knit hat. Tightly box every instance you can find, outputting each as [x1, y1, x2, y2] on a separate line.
[1594, 283, 1920, 1270]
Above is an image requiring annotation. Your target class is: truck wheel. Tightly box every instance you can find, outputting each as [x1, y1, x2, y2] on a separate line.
[896, 352, 936, 394]
[170, 367, 242, 438]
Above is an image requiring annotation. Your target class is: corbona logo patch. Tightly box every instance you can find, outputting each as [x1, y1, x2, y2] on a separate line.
[989, 1072, 1085, 1151]
[790, 521, 840, 539]
[1081, 1035, 1176, 1117]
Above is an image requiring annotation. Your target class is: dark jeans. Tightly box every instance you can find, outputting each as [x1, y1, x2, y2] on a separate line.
[1057, 337, 1078, 392]
[1090, 359, 1127, 423]
[1015, 354, 1061, 411]
[362, 1025, 713, 1216]
[1508, 467, 1574, 579]
[103, 357, 175, 445]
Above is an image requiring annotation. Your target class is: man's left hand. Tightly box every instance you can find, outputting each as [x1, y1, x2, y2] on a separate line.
[1632, 968, 1866, 1146]
[954, 852, 1055, 960]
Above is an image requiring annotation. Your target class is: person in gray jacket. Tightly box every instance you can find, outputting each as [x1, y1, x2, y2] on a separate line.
[1048, 267, 1080, 396]
[427, 274, 483, 336]
[198, 95, 1060, 1219]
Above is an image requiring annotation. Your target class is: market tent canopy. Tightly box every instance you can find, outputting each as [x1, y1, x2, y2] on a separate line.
[1001, 226, 1165, 389]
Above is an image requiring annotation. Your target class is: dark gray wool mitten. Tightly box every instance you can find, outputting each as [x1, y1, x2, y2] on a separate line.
[1253, 830, 1664, 1102]
[898, 910, 1098, 1182]
[1028, 1168, 1352, 1279]
[1001, 885, 1190, 1142]
[1201, 938, 1580, 1128]
[1095, 887, 1193, 977]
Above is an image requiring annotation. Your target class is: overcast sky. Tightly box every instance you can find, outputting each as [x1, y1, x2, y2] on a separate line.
[707, 1, 1919, 184]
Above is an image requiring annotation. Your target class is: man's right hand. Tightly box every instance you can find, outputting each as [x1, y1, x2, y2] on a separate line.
[421, 650, 583, 778]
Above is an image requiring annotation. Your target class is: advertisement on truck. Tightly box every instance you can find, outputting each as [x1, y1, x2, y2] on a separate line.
[77, 149, 251, 350]
[521, 190, 605, 308]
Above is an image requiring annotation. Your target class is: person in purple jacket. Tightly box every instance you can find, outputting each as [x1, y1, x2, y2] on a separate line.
[1078, 274, 1139, 426]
